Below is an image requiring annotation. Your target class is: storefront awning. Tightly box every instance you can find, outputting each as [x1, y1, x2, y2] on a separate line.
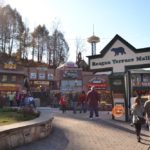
[0, 84, 22, 91]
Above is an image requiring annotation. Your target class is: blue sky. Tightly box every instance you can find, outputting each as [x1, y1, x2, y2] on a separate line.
[5, 0, 150, 62]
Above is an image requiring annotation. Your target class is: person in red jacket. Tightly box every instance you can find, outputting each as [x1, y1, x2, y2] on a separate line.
[79, 91, 87, 113]
[59, 94, 67, 113]
[87, 86, 100, 119]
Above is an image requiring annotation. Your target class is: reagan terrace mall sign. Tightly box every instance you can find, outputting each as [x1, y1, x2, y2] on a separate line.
[88, 34, 150, 73]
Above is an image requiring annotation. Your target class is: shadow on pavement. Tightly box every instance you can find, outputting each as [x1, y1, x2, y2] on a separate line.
[55, 111, 150, 137]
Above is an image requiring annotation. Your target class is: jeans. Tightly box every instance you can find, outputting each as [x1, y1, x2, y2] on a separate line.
[134, 123, 142, 137]
[73, 101, 78, 114]
[61, 105, 66, 113]
[29, 100, 36, 108]
[89, 105, 99, 118]
[80, 102, 87, 113]
[9, 101, 13, 106]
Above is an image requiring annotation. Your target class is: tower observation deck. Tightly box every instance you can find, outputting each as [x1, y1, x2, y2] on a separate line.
[87, 34, 100, 55]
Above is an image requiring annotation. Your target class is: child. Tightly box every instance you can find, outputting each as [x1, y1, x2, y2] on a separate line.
[59, 95, 67, 113]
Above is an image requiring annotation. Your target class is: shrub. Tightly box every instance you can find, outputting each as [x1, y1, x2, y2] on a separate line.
[0, 106, 40, 124]
[2, 107, 18, 112]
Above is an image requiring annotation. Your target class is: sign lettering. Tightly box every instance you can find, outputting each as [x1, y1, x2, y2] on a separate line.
[92, 56, 150, 67]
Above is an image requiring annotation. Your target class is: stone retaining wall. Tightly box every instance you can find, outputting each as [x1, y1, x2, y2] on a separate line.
[0, 108, 54, 150]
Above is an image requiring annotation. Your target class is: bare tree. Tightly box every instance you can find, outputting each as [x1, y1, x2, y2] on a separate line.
[47, 19, 69, 68]
[49, 29, 69, 68]
[31, 25, 49, 62]
[0, 6, 69, 67]
[0, 5, 26, 56]
[75, 37, 86, 64]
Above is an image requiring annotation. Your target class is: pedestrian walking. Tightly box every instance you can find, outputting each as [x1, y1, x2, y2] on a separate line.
[59, 94, 67, 113]
[86, 86, 100, 119]
[20, 93, 26, 107]
[8, 92, 15, 106]
[27, 93, 36, 108]
[16, 91, 21, 107]
[72, 92, 79, 114]
[0, 92, 5, 108]
[79, 91, 87, 113]
[131, 97, 145, 142]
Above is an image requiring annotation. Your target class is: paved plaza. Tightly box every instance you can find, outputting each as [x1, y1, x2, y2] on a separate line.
[15, 108, 150, 150]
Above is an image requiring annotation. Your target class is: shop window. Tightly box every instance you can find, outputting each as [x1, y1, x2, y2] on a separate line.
[143, 75, 150, 82]
[38, 73, 45, 80]
[11, 76, 16, 82]
[30, 72, 37, 79]
[48, 73, 53, 80]
[2, 75, 7, 82]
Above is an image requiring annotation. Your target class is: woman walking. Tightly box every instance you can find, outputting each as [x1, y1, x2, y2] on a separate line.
[131, 97, 145, 142]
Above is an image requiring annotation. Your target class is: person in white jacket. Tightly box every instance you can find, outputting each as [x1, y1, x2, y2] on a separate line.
[131, 97, 144, 142]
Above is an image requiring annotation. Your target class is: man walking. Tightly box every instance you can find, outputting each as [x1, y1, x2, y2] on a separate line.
[72, 92, 79, 114]
[8, 92, 15, 106]
[86, 86, 100, 119]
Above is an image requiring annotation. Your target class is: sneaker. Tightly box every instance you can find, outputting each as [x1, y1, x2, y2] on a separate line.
[137, 136, 141, 142]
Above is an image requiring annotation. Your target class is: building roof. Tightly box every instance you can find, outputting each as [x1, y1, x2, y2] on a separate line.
[57, 61, 78, 69]
[87, 34, 150, 59]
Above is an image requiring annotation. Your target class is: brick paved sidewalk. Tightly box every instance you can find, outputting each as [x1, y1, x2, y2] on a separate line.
[16, 108, 150, 150]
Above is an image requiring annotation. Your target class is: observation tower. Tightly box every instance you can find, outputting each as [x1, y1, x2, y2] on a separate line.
[87, 27, 100, 55]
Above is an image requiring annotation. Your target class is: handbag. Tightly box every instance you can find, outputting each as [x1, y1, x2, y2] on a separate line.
[136, 116, 146, 124]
